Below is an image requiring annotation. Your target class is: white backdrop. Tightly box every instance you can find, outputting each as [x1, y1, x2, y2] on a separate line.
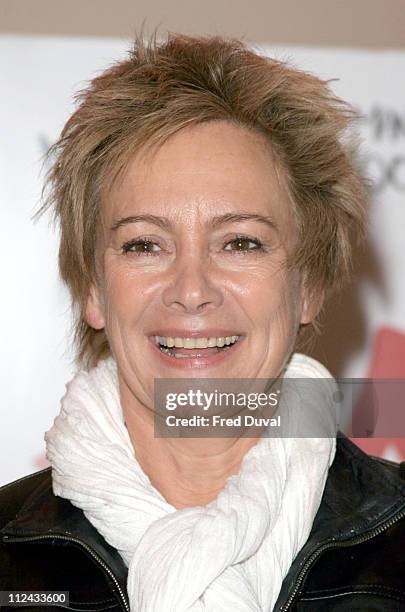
[1, 35, 404, 485]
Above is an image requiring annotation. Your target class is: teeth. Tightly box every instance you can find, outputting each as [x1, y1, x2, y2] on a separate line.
[183, 338, 195, 349]
[154, 335, 240, 349]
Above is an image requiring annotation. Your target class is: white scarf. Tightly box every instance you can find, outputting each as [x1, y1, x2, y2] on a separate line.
[45, 353, 337, 612]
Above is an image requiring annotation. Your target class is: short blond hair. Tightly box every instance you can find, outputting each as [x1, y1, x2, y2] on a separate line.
[38, 33, 367, 367]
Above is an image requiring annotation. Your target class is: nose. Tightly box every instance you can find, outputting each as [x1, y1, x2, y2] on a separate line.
[162, 255, 223, 314]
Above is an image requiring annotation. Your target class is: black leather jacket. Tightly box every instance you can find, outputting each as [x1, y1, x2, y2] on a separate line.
[1, 435, 405, 611]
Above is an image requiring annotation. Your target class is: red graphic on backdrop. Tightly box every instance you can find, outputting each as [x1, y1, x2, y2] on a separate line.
[353, 326, 405, 460]
[33, 453, 50, 470]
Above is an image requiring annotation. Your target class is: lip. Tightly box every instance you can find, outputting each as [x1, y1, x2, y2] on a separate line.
[148, 333, 245, 370]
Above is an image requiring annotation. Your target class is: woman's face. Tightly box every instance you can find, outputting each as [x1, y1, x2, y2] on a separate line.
[87, 121, 318, 404]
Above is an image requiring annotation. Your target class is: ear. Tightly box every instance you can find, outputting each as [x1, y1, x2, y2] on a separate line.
[300, 286, 325, 325]
[85, 283, 105, 330]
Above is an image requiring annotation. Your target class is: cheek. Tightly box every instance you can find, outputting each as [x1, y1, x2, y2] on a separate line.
[101, 264, 164, 338]
[102, 265, 141, 325]
[242, 267, 301, 330]
[263, 276, 302, 371]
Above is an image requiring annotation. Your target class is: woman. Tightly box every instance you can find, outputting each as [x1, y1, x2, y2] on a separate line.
[1, 34, 405, 611]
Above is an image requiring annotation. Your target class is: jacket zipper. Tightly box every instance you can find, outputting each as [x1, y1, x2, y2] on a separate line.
[2, 533, 130, 612]
[280, 507, 405, 611]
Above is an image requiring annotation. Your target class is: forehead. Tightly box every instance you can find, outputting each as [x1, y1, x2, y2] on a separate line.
[100, 121, 294, 231]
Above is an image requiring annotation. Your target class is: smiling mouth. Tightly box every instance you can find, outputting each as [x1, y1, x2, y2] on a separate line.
[153, 335, 241, 359]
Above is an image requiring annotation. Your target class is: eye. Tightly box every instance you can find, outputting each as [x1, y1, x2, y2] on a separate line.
[223, 235, 264, 253]
[122, 238, 161, 256]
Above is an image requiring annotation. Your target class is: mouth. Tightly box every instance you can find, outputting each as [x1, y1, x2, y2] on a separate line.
[148, 332, 244, 368]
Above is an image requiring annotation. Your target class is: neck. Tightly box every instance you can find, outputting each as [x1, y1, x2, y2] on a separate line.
[120, 379, 261, 509]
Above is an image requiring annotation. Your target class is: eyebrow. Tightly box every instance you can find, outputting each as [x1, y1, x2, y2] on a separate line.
[111, 212, 277, 232]
[210, 213, 277, 231]
[111, 214, 171, 231]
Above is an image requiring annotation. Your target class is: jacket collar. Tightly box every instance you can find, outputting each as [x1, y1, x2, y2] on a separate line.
[1, 468, 129, 608]
[274, 434, 405, 609]
[2, 434, 405, 610]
